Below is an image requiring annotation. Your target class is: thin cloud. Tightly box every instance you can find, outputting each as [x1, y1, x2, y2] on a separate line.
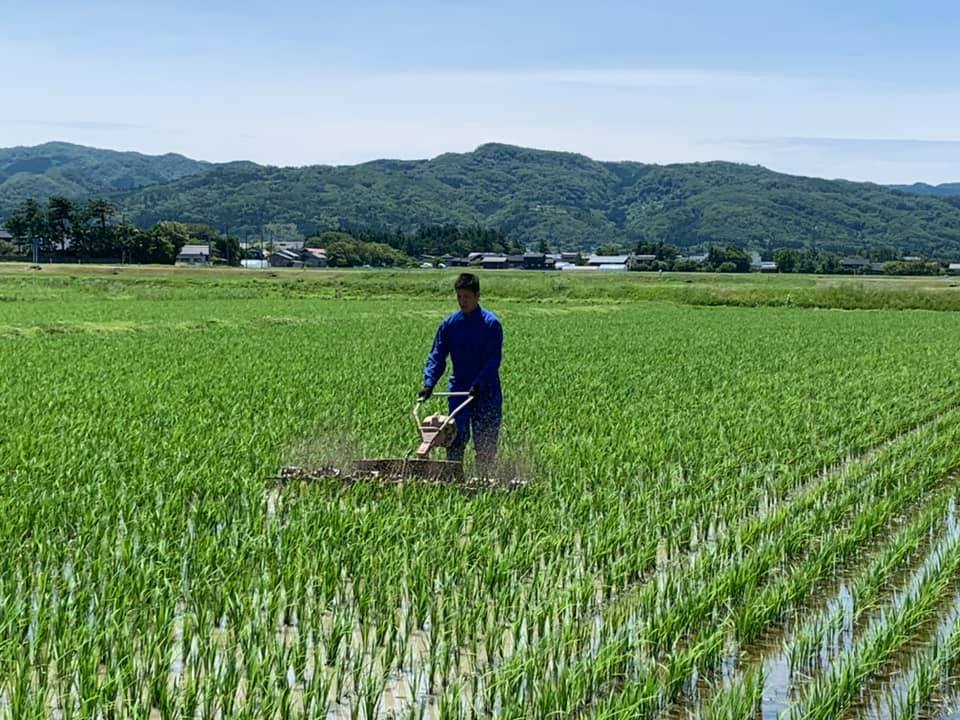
[741, 137, 960, 149]
[20, 120, 147, 131]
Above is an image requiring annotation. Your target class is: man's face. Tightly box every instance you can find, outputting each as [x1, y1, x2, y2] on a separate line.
[457, 288, 479, 314]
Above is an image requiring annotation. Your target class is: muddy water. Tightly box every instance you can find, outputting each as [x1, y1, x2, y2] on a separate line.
[852, 586, 960, 719]
[773, 499, 959, 719]
[849, 500, 960, 720]
[928, 686, 960, 719]
[663, 495, 960, 720]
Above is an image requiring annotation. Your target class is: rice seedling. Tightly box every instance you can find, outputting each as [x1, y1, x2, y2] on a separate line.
[789, 522, 960, 719]
[4, 273, 960, 719]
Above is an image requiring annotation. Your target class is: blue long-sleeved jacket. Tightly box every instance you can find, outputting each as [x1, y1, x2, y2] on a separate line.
[423, 307, 502, 401]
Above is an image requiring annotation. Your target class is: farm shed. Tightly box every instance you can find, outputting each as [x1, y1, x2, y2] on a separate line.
[268, 249, 302, 268]
[176, 244, 210, 266]
[302, 248, 328, 267]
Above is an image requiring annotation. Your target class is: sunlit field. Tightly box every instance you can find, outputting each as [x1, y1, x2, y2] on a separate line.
[3, 266, 960, 719]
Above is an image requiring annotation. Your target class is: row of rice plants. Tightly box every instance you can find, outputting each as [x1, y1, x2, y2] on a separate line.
[4, 298, 960, 718]
[475, 411, 960, 718]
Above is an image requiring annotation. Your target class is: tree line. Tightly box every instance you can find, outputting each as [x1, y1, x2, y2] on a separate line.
[627, 241, 948, 275]
[340, 223, 523, 258]
[1, 196, 521, 267]
[1, 196, 241, 264]
[3, 194, 950, 274]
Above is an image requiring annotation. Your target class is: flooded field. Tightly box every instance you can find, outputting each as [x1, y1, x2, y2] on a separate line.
[2, 272, 960, 718]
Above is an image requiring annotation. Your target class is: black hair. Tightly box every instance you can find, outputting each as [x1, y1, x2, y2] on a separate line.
[454, 273, 480, 294]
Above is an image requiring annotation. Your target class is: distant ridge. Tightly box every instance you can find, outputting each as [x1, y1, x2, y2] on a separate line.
[891, 182, 960, 198]
[3, 141, 960, 256]
[0, 141, 209, 216]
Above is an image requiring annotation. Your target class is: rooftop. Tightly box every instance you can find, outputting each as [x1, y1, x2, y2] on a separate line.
[588, 254, 630, 265]
[178, 244, 209, 256]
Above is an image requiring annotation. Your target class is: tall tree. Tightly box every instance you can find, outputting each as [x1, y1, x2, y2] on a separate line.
[46, 196, 76, 252]
[214, 235, 243, 265]
[137, 221, 191, 264]
[23, 199, 48, 250]
[2, 209, 29, 252]
[85, 198, 117, 255]
[113, 222, 140, 264]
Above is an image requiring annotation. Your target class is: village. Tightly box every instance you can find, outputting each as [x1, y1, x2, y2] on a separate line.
[172, 239, 960, 275]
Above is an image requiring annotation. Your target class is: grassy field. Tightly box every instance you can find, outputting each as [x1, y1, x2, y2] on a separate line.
[2, 262, 960, 310]
[3, 265, 960, 719]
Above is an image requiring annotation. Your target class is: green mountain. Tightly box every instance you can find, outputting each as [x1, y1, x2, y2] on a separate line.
[4, 141, 960, 257]
[891, 182, 960, 199]
[116, 144, 960, 256]
[0, 141, 209, 217]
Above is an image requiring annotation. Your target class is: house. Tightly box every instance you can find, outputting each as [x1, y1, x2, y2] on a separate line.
[434, 253, 468, 267]
[268, 249, 302, 268]
[682, 254, 708, 264]
[903, 256, 923, 262]
[587, 254, 630, 267]
[597, 263, 628, 272]
[840, 257, 870, 272]
[176, 244, 210, 266]
[480, 255, 509, 270]
[523, 252, 549, 270]
[302, 248, 328, 267]
[760, 261, 778, 273]
[0, 230, 12, 243]
[505, 254, 526, 269]
[948, 263, 960, 274]
[560, 252, 581, 264]
[632, 254, 657, 263]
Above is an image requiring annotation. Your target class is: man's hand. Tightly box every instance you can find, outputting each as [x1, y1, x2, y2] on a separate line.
[418, 386, 433, 402]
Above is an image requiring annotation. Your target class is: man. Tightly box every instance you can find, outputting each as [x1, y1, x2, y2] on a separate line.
[420, 273, 503, 474]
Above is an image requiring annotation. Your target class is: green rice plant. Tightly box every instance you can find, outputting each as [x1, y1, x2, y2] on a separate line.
[5, 276, 960, 719]
[502, 417, 960, 718]
[790, 530, 960, 719]
[699, 664, 767, 720]
[785, 486, 953, 674]
[871, 606, 960, 720]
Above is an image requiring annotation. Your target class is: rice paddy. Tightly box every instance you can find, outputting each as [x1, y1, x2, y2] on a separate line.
[2, 266, 960, 719]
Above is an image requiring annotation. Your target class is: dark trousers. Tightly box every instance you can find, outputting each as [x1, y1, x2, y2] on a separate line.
[446, 398, 501, 474]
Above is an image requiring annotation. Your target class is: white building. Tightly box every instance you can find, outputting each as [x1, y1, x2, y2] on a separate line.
[587, 254, 630, 266]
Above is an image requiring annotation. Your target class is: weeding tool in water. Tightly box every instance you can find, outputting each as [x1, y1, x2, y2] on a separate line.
[353, 392, 473, 482]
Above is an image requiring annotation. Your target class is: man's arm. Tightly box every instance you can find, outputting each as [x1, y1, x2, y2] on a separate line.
[423, 321, 449, 389]
[471, 320, 503, 391]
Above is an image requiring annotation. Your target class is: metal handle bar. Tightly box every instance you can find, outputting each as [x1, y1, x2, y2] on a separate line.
[412, 393, 474, 432]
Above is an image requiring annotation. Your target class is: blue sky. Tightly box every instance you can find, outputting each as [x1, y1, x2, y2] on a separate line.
[3, 1, 959, 182]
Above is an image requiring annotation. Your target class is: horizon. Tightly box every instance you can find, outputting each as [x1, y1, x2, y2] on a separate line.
[4, 1, 959, 184]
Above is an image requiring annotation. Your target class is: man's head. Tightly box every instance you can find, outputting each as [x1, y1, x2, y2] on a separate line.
[454, 273, 480, 314]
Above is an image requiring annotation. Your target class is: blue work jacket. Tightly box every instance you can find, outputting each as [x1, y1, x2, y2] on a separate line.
[423, 307, 503, 403]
